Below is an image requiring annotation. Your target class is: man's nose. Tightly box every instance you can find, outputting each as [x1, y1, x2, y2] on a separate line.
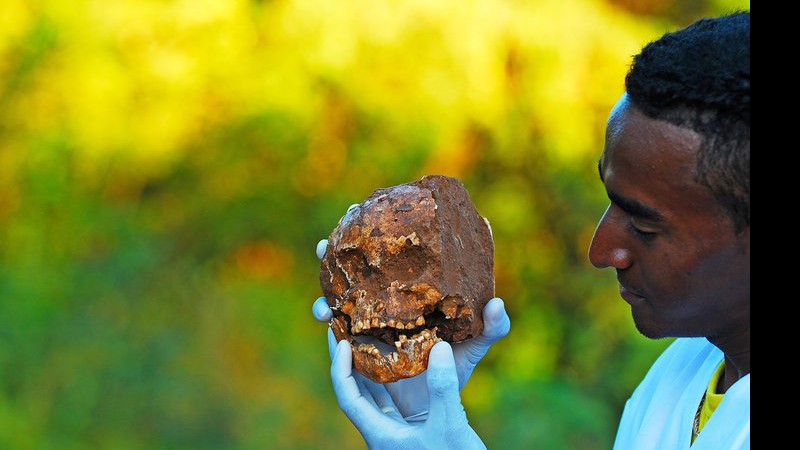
[588, 205, 633, 270]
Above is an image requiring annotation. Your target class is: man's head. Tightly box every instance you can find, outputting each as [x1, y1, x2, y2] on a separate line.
[588, 12, 750, 341]
[626, 11, 750, 231]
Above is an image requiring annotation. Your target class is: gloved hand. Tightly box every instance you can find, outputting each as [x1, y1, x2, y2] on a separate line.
[313, 208, 511, 420]
[329, 333, 487, 450]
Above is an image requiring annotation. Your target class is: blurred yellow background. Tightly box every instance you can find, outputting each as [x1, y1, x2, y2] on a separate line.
[0, 0, 749, 449]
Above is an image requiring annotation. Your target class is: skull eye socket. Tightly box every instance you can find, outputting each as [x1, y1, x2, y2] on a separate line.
[337, 248, 374, 284]
[380, 243, 429, 280]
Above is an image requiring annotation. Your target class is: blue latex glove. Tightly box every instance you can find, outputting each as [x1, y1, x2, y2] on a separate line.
[329, 334, 487, 450]
[314, 230, 511, 421]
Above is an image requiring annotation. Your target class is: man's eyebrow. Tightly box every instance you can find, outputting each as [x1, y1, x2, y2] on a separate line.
[607, 190, 663, 222]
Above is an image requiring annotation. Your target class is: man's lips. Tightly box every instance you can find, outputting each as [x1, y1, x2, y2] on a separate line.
[619, 285, 645, 304]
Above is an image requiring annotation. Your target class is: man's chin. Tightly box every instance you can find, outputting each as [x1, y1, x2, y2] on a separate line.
[631, 313, 671, 340]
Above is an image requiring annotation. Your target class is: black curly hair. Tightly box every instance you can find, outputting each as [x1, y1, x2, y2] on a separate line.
[625, 11, 750, 231]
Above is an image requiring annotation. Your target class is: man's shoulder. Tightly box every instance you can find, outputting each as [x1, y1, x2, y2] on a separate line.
[617, 339, 749, 449]
[633, 338, 723, 393]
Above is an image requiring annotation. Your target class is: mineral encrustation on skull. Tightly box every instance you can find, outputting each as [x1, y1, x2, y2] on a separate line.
[320, 175, 494, 383]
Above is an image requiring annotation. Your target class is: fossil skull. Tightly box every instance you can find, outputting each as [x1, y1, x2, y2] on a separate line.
[320, 175, 494, 383]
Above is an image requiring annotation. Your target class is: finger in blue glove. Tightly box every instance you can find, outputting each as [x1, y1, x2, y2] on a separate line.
[313, 296, 333, 322]
[330, 338, 487, 450]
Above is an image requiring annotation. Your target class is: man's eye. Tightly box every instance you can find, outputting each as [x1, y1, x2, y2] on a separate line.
[629, 220, 656, 241]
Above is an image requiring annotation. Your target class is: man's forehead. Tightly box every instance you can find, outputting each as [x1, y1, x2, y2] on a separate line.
[599, 102, 723, 224]
[604, 100, 701, 172]
[608, 93, 631, 122]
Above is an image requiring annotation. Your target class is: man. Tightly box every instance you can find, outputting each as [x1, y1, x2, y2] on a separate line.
[312, 10, 749, 449]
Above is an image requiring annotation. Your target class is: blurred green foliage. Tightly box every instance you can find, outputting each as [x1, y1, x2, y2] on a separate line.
[0, 0, 748, 449]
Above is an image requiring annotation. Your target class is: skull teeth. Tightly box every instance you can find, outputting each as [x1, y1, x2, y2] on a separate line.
[350, 315, 428, 334]
[352, 327, 440, 362]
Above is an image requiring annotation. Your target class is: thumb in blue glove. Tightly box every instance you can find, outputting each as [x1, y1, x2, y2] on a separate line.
[331, 338, 487, 450]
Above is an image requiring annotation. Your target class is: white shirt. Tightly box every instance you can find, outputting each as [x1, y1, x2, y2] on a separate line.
[613, 338, 750, 450]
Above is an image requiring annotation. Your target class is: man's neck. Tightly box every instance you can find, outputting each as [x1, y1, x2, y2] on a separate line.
[707, 329, 750, 394]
